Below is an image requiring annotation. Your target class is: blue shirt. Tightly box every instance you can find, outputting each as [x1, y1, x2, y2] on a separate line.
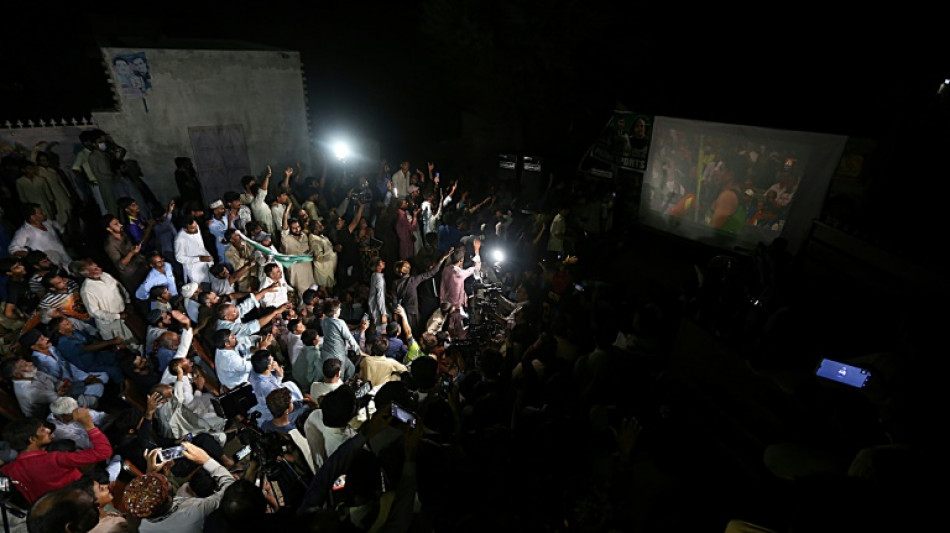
[259, 402, 306, 433]
[135, 265, 178, 300]
[385, 336, 408, 362]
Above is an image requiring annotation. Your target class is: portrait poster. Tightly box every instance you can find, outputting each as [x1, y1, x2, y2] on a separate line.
[109, 51, 152, 99]
[590, 110, 653, 172]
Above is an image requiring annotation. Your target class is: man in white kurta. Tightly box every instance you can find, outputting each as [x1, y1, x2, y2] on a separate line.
[259, 264, 291, 308]
[78, 261, 137, 345]
[308, 220, 337, 290]
[280, 219, 315, 297]
[175, 218, 212, 285]
[8, 205, 73, 270]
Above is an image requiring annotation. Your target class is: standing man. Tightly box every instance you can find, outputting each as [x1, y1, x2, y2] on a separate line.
[547, 206, 569, 260]
[223, 229, 257, 293]
[367, 256, 388, 334]
[207, 199, 230, 266]
[174, 157, 205, 209]
[440, 238, 481, 317]
[280, 208, 316, 297]
[175, 214, 213, 286]
[308, 219, 337, 291]
[103, 214, 148, 294]
[390, 247, 453, 335]
[72, 129, 118, 216]
[8, 203, 73, 270]
[391, 160, 410, 199]
[34, 149, 77, 241]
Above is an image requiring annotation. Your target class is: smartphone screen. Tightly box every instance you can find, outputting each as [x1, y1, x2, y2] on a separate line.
[815, 358, 871, 388]
[391, 402, 417, 428]
[234, 445, 251, 461]
[159, 445, 185, 462]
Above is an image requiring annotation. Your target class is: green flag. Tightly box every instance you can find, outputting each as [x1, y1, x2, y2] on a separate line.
[239, 232, 312, 268]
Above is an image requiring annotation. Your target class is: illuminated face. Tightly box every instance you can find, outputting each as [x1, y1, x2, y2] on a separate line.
[185, 221, 199, 234]
[49, 276, 68, 292]
[93, 480, 114, 506]
[108, 218, 123, 234]
[32, 423, 54, 447]
[84, 262, 103, 279]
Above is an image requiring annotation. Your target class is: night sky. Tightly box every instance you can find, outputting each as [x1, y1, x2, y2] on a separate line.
[3, 4, 947, 174]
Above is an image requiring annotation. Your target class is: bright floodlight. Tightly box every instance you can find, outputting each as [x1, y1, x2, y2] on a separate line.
[332, 142, 350, 160]
[492, 249, 505, 263]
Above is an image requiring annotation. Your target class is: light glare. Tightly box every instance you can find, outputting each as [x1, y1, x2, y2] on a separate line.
[333, 142, 350, 160]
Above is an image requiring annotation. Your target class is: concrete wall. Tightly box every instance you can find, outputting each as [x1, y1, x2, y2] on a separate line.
[95, 47, 313, 206]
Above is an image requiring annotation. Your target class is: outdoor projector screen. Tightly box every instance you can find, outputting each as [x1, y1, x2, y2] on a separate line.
[638, 116, 848, 255]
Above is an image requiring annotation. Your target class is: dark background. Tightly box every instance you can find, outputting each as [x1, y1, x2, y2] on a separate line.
[3, 3, 949, 263]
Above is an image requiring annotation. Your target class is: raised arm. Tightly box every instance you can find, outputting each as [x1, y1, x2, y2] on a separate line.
[282, 196, 291, 231]
[346, 202, 365, 234]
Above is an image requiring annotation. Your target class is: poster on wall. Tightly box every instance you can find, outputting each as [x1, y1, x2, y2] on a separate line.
[109, 51, 152, 99]
[589, 110, 652, 172]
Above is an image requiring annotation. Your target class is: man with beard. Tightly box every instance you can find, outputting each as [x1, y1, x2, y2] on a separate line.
[102, 214, 148, 294]
[280, 209, 316, 297]
[223, 229, 257, 293]
[174, 214, 213, 285]
[9, 204, 73, 270]
[308, 218, 337, 292]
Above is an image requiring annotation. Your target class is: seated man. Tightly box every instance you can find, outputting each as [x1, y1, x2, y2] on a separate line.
[145, 308, 174, 358]
[161, 357, 217, 418]
[121, 442, 234, 532]
[76, 259, 139, 346]
[116, 347, 161, 391]
[213, 329, 271, 390]
[152, 311, 194, 373]
[382, 322, 409, 362]
[215, 284, 286, 355]
[134, 250, 179, 302]
[1, 356, 101, 417]
[302, 385, 359, 470]
[248, 349, 304, 422]
[0, 407, 112, 505]
[310, 357, 344, 404]
[259, 387, 308, 434]
[20, 328, 107, 409]
[48, 316, 125, 385]
[26, 486, 101, 533]
[45, 396, 110, 450]
[152, 363, 228, 447]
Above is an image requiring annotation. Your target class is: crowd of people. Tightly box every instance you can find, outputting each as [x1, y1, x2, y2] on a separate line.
[0, 126, 934, 533]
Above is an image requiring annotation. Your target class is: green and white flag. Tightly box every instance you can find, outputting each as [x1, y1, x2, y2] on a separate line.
[239, 232, 312, 268]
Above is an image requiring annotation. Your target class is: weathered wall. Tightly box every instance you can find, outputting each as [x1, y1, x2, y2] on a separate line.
[95, 47, 313, 206]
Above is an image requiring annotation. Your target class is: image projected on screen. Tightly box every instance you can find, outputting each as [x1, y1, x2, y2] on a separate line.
[638, 117, 847, 254]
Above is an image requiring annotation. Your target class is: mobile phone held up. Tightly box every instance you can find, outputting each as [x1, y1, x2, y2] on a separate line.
[234, 445, 251, 462]
[814, 358, 872, 389]
[390, 402, 417, 428]
[158, 445, 185, 462]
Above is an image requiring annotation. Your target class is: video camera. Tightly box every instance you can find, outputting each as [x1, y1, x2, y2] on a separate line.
[346, 379, 374, 411]
[348, 188, 373, 204]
